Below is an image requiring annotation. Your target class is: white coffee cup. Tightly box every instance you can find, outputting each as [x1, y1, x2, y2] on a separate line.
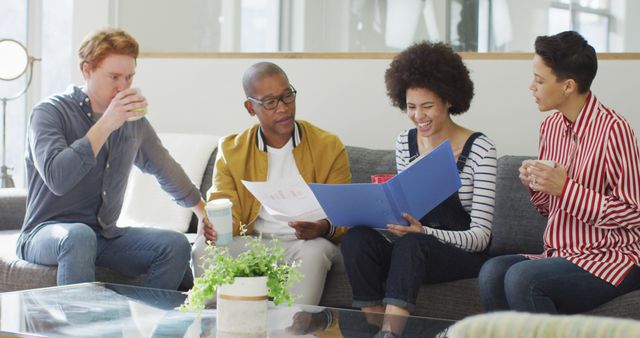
[206, 198, 233, 245]
[535, 159, 555, 168]
[128, 88, 147, 122]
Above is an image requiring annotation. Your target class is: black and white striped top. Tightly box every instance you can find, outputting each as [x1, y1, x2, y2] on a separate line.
[395, 130, 498, 252]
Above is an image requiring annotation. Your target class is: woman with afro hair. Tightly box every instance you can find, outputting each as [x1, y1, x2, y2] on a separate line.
[341, 41, 497, 337]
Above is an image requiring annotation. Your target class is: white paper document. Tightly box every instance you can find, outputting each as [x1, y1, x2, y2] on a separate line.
[241, 175, 327, 222]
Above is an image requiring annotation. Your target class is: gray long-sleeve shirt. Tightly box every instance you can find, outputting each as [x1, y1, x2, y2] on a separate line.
[17, 86, 201, 255]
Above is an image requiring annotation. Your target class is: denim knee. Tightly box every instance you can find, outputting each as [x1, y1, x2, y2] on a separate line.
[341, 227, 380, 256]
[162, 231, 191, 262]
[55, 223, 98, 285]
[392, 233, 427, 252]
[298, 238, 337, 262]
[478, 257, 507, 286]
[503, 262, 541, 311]
[59, 223, 97, 255]
[480, 255, 525, 284]
[342, 227, 378, 245]
[478, 255, 526, 311]
[381, 234, 428, 309]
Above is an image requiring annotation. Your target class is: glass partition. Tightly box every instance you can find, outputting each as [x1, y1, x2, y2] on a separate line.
[115, 0, 639, 53]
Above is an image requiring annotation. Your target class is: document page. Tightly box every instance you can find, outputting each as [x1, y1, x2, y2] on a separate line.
[241, 175, 327, 222]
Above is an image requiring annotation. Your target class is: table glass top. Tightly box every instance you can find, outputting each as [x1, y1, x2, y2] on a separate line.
[0, 283, 454, 337]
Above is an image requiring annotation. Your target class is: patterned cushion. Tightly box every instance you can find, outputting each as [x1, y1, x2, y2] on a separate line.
[449, 311, 640, 337]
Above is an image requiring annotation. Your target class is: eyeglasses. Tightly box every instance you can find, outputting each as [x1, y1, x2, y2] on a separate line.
[247, 86, 297, 110]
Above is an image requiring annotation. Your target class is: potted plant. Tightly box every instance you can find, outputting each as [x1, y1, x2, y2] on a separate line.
[180, 228, 302, 335]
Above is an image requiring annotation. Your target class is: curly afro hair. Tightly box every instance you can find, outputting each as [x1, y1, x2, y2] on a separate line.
[385, 41, 474, 115]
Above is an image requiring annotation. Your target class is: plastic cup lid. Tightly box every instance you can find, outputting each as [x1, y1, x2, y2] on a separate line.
[206, 198, 232, 210]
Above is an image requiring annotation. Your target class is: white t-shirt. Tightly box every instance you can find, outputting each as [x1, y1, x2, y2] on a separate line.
[253, 139, 300, 238]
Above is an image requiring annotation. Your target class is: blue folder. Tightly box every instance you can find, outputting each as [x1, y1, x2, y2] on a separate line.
[309, 140, 461, 228]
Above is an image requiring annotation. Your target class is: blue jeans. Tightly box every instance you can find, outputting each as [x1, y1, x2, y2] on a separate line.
[20, 222, 191, 290]
[342, 227, 488, 312]
[478, 255, 640, 314]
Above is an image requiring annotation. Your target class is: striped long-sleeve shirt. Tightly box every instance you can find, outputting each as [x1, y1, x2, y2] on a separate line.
[528, 93, 640, 286]
[396, 131, 497, 252]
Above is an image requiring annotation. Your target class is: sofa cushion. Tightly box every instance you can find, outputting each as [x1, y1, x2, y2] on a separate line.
[587, 290, 640, 319]
[0, 230, 20, 260]
[118, 133, 220, 233]
[345, 146, 396, 183]
[0, 188, 27, 231]
[489, 156, 548, 256]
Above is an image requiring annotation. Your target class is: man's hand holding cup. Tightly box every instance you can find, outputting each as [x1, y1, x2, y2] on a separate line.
[205, 199, 233, 246]
[127, 88, 148, 121]
[100, 88, 147, 132]
[199, 215, 217, 243]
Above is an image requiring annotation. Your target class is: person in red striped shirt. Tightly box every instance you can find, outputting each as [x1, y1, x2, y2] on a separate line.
[478, 30, 640, 314]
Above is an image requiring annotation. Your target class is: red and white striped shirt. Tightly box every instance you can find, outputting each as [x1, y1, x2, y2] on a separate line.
[528, 93, 640, 286]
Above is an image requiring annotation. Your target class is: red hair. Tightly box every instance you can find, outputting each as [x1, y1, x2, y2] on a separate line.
[78, 28, 139, 71]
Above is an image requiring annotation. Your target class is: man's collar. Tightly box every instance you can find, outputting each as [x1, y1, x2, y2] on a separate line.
[69, 86, 94, 120]
[255, 121, 301, 152]
[71, 86, 90, 106]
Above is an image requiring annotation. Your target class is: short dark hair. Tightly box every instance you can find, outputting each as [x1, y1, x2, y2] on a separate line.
[534, 31, 597, 94]
[384, 41, 474, 115]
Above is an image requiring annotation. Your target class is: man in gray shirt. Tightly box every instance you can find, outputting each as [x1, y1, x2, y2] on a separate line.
[16, 28, 216, 290]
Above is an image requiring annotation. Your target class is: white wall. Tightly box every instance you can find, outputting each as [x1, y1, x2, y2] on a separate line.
[505, 0, 551, 52]
[109, 0, 640, 53]
[132, 56, 640, 156]
[70, 0, 111, 85]
[622, 0, 640, 51]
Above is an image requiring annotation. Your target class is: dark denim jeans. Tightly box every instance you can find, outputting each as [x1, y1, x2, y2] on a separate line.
[341, 227, 488, 312]
[478, 254, 640, 314]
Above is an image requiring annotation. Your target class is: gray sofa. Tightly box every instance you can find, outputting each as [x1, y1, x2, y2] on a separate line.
[1, 146, 639, 321]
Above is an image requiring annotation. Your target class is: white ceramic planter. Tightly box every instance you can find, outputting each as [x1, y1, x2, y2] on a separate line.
[216, 276, 268, 335]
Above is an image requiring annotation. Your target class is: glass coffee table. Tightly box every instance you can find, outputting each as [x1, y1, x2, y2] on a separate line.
[0, 283, 454, 337]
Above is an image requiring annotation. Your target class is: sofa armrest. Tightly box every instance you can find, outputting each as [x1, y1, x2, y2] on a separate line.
[0, 188, 27, 231]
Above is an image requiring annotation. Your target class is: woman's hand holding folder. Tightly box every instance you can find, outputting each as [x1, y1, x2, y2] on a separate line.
[387, 213, 427, 237]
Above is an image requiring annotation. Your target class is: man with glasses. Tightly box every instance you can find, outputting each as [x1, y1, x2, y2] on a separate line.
[192, 62, 351, 305]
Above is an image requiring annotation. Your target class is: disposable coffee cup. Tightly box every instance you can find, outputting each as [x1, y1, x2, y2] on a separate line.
[371, 174, 396, 184]
[206, 199, 233, 245]
[535, 159, 555, 168]
[128, 88, 147, 122]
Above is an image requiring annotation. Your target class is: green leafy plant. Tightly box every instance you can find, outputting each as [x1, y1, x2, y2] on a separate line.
[180, 226, 302, 313]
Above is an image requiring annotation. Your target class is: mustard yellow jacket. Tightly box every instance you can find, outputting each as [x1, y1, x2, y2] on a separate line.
[207, 120, 351, 242]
